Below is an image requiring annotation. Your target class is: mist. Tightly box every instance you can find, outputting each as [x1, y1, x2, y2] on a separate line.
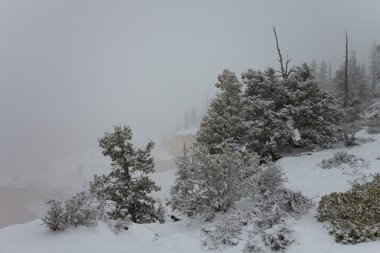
[1, 0, 380, 227]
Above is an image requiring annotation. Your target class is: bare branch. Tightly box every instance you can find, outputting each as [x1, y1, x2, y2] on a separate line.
[272, 26, 293, 79]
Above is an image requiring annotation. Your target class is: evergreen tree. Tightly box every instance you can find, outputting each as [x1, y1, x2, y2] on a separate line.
[318, 60, 329, 90]
[241, 68, 292, 158]
[90, 125, 160, 223]
[286, 64, 343, 149]
[197, 69, 244, 154]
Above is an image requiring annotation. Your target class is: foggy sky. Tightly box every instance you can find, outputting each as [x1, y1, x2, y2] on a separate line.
[1, 0, 380, 174]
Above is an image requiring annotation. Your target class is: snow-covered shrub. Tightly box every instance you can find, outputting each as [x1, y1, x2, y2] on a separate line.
[319, 152, 368, 169]
[243, 242, 264, 253]
[254, 189, 312, 230]
[317, 174, 380, 244]
[107, 219, 131, 234]
[253, 162, 285, 195]
[155, 200, 166, 224]
[170, 143, 260, 219]
[64, 192, 97, 227]
[263, 224, 294, 251]
[42, 192, 97, 231]
[42, 199, 66, 231]
[201, 213, 245, 249]
[367, 116, 380, 134]
[199, 166, 311, 251]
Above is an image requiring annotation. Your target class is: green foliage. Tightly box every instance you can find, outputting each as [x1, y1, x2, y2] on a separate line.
[197, 69, 244, 153]
[170, 144, 260, 219]
[286, 64, 343, 149]
[317, 175, 380, 244]
[90, 125, 160, 223]
[367, 116, 380, 134]
[241, 68, 293, 159]
[197, 65, 343, 160]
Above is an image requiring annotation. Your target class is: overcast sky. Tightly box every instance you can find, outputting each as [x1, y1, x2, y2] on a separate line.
[1, 0, 380, 174]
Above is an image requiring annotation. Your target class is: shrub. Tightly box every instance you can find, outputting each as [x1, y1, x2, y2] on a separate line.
[64, 192, 97, 227]
[263, 224, 293, 251]
[200, 179, 311, 251]
[170, 143, 261, 219]
[42, 192, 97, 231]
[201, 213, 244, 249]
[367, 116, 380, 134]
[42, 199, 66, 231]
[319, 152, 368, 170]
[317, 174, 380, 244]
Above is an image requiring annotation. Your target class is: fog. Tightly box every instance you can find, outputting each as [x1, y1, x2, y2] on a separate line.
[1, 0, 380, 189]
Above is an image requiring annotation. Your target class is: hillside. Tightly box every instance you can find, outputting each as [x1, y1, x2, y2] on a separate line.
[1, 127, 380, 252]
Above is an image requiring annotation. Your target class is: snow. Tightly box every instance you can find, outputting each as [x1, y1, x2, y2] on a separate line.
[2, 131, 380, 252]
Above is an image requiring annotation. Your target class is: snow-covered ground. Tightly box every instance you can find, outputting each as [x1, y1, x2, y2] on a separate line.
[1, 130, 380, 252]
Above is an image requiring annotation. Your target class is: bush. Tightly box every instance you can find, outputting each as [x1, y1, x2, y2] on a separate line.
[42, 199, 66, 231]
[200, 179, 311, 251]
[42, 192, 97, 231]
[201, 213, 244, 249]
[367, 116, 380, 134]
[170, 144, 261, 219]
[263, 224, 293, 251]
[319, 152, 368, 170]
[317, 174, 380, 244]
[64, 192, 97, 227]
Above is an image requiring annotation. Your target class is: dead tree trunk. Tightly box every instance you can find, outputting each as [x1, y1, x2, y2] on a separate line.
[272, 26, 293, 79]
[344, 31, 349, 108]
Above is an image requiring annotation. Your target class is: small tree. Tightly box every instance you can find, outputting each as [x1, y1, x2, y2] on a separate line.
[90, 125, 160, 223]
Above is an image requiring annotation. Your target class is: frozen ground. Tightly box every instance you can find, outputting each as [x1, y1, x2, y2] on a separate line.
[1, 129, 380, 252]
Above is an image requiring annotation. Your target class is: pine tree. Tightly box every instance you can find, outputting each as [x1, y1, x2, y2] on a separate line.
[286, 64, 343, 149]
[197, 69, 244, 154]
[90, 125, 160, 223]
[241, 68, 292, 158]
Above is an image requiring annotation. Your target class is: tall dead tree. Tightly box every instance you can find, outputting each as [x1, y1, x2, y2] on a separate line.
[369, 43, 380, 96]
[344, 31, 349, 108]
[272, 26, 294, 79]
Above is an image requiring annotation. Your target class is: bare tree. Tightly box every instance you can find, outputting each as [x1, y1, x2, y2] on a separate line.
[344, 31, 349, 108]
[272, 26, 294, 79]
[369, 43, 380, 96]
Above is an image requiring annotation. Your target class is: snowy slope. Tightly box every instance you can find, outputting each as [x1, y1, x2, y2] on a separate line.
[1, 131, 380, 253]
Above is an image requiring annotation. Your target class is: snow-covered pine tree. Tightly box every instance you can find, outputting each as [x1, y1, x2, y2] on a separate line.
[170, 143, 260, 219]
[286, 64, 343, 149]
[89, 125, 160, 223]
[241, 68, 292, 159]
[197, 69, 244, 154]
